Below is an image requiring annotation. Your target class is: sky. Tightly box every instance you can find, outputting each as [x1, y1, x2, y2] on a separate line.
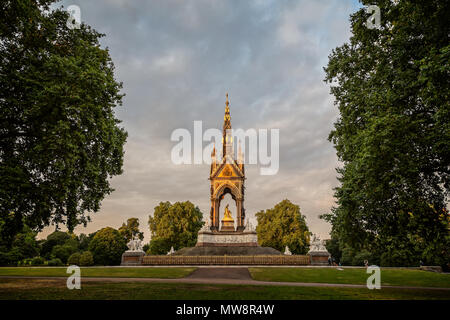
[40, 0, 363, 243]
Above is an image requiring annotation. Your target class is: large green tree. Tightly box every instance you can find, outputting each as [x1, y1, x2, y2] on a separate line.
[88, 227, 127, 265]
[148, 201, 204, 253]
[256, 199, 310, 254]
[0, 0, 127, 246]
[322, 0, 449, 266]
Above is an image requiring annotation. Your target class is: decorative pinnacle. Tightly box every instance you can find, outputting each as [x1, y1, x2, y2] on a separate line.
[224, 93, 231, 126]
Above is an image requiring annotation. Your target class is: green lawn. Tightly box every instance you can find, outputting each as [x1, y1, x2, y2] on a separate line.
[249, 267, 450, 288]
[0, 278, 448, 300]
[0, 267, 195, 279]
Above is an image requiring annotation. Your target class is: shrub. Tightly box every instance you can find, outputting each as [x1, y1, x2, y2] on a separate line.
[18, 258, 33, 266]
[352, 250, 372, 266]
[79, 251, 94, 266]
[0, 247, 22, 266]
[31, 256, 46, 266]
[51, 244, 77, 264]
[148, 238, 172, 255]
[47, 258, 63, 266]
[88, 227, 127, 265]
[67, 252, 81, 265]
[380, 248, 417, 267]
[340, 247, 355, 265]
[41, 231, 71, 258]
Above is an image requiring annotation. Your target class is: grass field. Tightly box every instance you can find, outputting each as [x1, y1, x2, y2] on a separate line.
[249, 267, 450, 288]
[0, 267, 196, 279]
[1, 267, 449, 300]
[0, 278, 449, 300]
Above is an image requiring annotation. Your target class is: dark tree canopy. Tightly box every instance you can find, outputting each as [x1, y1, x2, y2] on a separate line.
[322, 0, 449, 266]
[256, 199, 310, 254]
[0, 0, 127, 246]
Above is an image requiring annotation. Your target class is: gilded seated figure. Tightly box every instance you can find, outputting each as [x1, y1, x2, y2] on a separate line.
[221, 204, 235, 231]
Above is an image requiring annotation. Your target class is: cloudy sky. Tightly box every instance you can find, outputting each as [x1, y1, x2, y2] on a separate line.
[41, 0, 362, 242]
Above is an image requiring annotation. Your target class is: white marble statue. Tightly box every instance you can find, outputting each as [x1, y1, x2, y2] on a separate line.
[200, 220, 210, 232]
[126, 234, 143, 252]
[167, 246, 175, 255]
[309, 234, 327, 252]
[284, 246, 292, 255]
[245, 218, 255, 232]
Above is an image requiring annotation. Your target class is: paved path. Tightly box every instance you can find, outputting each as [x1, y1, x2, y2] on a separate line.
[1, 273, 449, 291]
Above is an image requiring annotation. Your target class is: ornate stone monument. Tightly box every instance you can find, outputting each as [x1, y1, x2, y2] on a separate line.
[195, 94, 259, 249]
[121, 234, 145, 265]
[307, 234, 330, 265]
[145, 95, 280, 257]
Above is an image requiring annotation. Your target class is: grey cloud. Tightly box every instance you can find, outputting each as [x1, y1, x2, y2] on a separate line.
[40, 0, 359, 241]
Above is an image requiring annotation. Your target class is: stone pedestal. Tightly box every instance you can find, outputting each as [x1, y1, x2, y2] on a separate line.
[196, 230, 258, 247]
[121, 251, 145, 266]
[220, 220, 235, 232]
[308, 251, 330, 265]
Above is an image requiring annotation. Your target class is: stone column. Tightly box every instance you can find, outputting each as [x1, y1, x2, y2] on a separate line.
[212, 198, 220, 231]
[236, 199, 244, 231]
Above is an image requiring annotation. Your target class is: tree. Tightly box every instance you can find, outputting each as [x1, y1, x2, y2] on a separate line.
[148, 201, 204, 251]
[256, 199, 310, 254]
[322, 0, 449, 266]
[88, 227, 127, 265]
[0, 0, 127, 246]
[51, 244, 76, 264]
[67, 252, 81, 265]
[148, 238, 172, 255]
[324, 237, 342, 263]
[118, 218, 144, 242]
[79, 251, 94, 266]
[40, 231, 71, 258]
[0, 223, 40, 266]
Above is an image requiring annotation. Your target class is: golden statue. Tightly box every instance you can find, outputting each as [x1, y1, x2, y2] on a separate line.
[221, 204, 235, 231]
[223, 204, 234, 221]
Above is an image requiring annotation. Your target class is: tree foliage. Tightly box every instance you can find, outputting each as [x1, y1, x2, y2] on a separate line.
[88, 227, 127, 265]
[0, 223, 39, 266]
[0, 0, 127, 246]
[256, 199, 310, 254]
[322, 0, 449, 266]
[148, 201, 204, 251]
[118, 218, 144, 242]
[67, 252, 81, 265]
[79, 250, 94, 266]
[148, 238, 172, 255]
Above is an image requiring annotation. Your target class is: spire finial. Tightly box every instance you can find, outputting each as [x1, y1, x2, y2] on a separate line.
[226, 93, 229, 107]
